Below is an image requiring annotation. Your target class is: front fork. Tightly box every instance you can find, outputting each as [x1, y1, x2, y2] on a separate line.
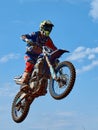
[45, 55, 57, 80]
[16, 93, 26, 106]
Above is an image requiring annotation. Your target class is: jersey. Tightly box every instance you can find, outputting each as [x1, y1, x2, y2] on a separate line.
[22, 31, 57, 63]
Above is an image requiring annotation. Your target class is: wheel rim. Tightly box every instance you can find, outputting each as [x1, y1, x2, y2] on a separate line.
[53, 65, 71, 96]
[13, 98, 26, 119]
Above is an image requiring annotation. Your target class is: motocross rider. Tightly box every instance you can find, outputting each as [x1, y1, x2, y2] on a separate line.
[16, 20, 57, 88]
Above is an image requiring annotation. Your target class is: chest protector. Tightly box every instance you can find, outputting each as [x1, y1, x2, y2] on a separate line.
[26, 31, 49, 55]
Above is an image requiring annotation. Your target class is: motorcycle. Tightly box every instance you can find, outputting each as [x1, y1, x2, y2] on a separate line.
[11, 45, 76, 123]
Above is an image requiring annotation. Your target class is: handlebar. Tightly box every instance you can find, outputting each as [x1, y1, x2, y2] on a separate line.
[24, 38, 53, 54]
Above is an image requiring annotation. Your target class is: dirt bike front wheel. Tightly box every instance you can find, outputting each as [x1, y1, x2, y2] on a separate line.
[49, 61, 76, 100]
[11, 91, 30, 123]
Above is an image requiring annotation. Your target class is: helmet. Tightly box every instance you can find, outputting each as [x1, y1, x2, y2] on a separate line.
[40, 20, 54, 36]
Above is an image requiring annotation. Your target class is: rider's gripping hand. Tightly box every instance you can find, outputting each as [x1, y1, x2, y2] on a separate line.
[21, 35, 32, 45]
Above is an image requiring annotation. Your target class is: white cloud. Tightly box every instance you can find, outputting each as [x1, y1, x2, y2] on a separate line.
[0, 53, 20, 63]
[88, 54, 95, 59]
[0, 82, 18, 97]
[66, 46, 98, 74]
[77, 60, 98, 74]
[89, 0, 98, 21]
[57, 111, 75, 116]
[67, 46, 98, 61]
[66, 46, 86, 61]
[29, 111, 76, 129]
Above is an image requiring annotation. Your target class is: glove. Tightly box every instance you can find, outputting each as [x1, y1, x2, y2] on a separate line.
[26, 46, 33, 52]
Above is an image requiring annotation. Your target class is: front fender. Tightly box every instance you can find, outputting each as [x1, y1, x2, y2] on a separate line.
[50, 49, 69, 61]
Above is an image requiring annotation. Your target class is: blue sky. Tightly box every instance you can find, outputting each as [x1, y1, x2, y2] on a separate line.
[0, 0, 98, 130]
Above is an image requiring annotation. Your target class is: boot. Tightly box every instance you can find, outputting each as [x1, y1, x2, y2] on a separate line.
[16, 72, 30, 85]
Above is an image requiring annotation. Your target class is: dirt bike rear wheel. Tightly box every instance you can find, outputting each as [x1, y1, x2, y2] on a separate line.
[49, 61, 76, 100]
[11, 91, 30, 123]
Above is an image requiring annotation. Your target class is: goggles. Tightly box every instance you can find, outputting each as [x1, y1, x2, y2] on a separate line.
[43, 25, 52, 32]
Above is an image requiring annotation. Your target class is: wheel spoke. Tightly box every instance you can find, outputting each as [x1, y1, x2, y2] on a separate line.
[49, 61, 76, 100]
[54, 65, 71, 95]
[12, 91, 30, 123]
